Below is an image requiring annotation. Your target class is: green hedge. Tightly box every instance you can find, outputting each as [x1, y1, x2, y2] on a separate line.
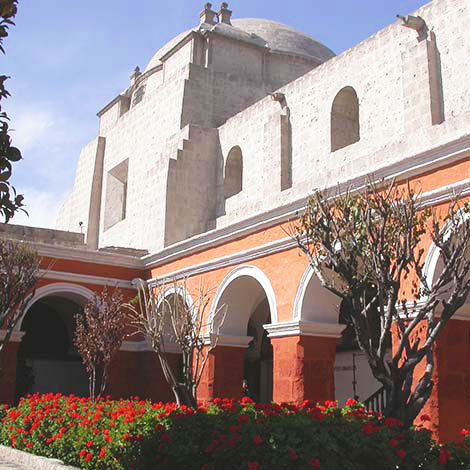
[1, 394, 469, 469]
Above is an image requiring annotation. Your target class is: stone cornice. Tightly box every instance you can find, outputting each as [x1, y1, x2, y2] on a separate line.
[40, 270, 134, 289]
[35, 243, 143, 269]
[264, 321, 345, 339]
[120, 340, 181, 354]
[203, 334, 253, 348]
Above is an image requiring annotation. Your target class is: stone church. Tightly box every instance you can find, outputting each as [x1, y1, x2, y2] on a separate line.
[1, 0, 469, 441]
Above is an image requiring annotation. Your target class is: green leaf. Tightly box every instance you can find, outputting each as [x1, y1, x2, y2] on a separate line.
[6, 145, 21, 161]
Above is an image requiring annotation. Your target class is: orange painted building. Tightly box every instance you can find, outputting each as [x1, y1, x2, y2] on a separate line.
[1, 0, 470, 443]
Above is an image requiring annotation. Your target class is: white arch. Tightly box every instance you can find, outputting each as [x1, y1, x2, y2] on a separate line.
[156, 285, 194, 311]
[209, 265, 278, 335]
[423, 210, 470, 289]
[15, 282, 95, 331]
[293, 265, 341, 324]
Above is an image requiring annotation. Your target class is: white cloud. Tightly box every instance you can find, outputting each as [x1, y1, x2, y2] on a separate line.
[11, 187, 66, 229]
[11, 108, 55, 153]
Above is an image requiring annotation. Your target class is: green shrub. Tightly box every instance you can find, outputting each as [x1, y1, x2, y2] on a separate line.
[1, 394, 469, 469]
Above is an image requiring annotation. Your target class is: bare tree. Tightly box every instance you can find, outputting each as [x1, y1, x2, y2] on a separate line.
[0, 239, 40, 381]
[126, 278, 226, 408]
[292, 179, 470, 426]
[74, 288, 127, 399]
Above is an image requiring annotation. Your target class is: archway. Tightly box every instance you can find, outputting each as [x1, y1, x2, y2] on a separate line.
[15, 284, 93, 400]
[294, 266, 385, 404]
[211, 266, 276, 402]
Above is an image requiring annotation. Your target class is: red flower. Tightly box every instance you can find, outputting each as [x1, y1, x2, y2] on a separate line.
[253, 435, 263, 445]
[389, 439, 399, 447]
[247, 462, 260, 470]
[309, 458, 321, 469]
[85, 453, 92, 462]
[396, 449, 406, 460]
[241, 397, 254, 405]
[288, 447, 298, 461]
[345, 398, 357, 407]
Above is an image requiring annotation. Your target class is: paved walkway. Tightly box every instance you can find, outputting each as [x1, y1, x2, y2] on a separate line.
[0, 456, 30, 469]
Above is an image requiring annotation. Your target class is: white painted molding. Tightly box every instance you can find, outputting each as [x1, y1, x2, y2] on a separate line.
[0, 330, 25, 342]
[396, 299, 428, 316]
[15, 283, 96, 332]
[146, 183, 470, 286]
[293, 266, 314, 321]
[264, 321, 345, 339]
[35, 243, 143, 269]
[40, 270, 134, 289]
[148, 237, 294, 285]
[208, 265, 279, 326]
[120, 340, 182, 353]
[203, 334, 253, 348]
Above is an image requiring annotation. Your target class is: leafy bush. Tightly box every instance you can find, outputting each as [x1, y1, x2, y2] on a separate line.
[0, 394, 469, 470]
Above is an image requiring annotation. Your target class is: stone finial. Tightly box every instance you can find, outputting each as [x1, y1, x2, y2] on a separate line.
[200, 2, 217, 25]
[130, 66, 141, 83]
[218, 2, 232, 25]
[397, 14, 428, 41]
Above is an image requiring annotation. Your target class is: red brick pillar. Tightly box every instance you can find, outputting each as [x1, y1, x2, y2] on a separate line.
[0, 336, 22, 405]
[197, 344, 248, 403]
[108, 347, 181, 402]
[266, 322, 341, 405]
[391, 319, 470, 443]
[423, 319, 470, 442]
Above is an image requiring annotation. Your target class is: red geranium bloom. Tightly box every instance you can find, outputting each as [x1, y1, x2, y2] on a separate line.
[309, 458, 321, 469]
[396, 449, 406, 459]
[247, 462, 260, 470]
[253, 435, 263, 445]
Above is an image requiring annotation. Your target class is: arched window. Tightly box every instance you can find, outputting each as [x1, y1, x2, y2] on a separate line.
[224, 146, 243, 199]
[331, 86, 360, 152]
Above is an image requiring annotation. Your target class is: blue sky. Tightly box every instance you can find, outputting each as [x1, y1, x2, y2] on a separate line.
[3, 0, 429, 229]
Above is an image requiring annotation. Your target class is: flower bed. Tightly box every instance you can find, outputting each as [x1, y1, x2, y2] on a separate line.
[0, 394, 469, 469]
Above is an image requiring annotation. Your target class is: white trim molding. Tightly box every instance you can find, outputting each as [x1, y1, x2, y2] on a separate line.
[293, 266, 315, 321]
[264, 321, 345, 339]
[15, 283, 96, 331]
[120, 340, 182, 353]
[208, 265, 279, 326]
[203, 334, 253, 349]
[40, 270, 134, 289]
[0, 330, 25, 342]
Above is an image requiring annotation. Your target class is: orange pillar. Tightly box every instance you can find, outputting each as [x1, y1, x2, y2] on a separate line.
[0, 339, 21, 405]
[392, 319, 470, 442]
[197, 344, 247, 403]
[271, 335, 337, 404]
[426, 319, 470, 442]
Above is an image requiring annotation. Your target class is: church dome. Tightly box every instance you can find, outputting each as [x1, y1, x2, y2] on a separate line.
[144, 18, 335, 72]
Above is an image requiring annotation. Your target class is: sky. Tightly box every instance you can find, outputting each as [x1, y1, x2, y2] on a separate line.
[3, 0, 430, 229]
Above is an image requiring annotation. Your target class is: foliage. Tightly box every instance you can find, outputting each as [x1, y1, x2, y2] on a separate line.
[0, 394, 469, 470]
[126, 279, 226, 408]
[0, 238, 40, 379]
[293, 179, 470, 426]
[74, 288, 127, 400]
[0, 0, 25, 222]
